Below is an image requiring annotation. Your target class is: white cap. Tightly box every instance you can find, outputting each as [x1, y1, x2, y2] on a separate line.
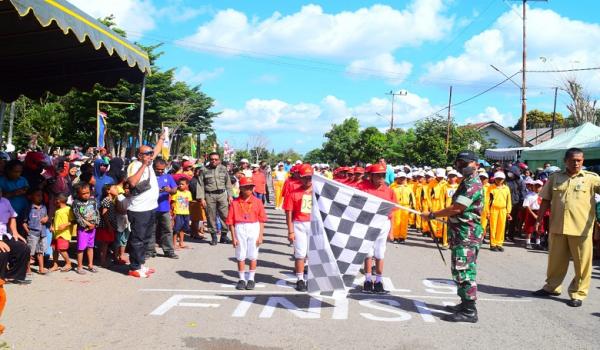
[457, 172, 463, 178]
[446, 166, 453, 172]
[251, 163, 260, 168]
[406, 173, 413, 179]
[478, 172, 489, 178]
[494, 171, 506, 179]
[524, 178, 535, 185]
[435, 168, 446, 178]
[277, 162, 284, 166]
[447, 170, 460, 177]
[395, 171, 407, 179]
[533, 180, 544, 186]
[366, 163, 372, 167]
[182, 156, 190, 161]
[295, 160, 303, 165]
[425, 170, 435, 178]
[240, 158, 249, 163]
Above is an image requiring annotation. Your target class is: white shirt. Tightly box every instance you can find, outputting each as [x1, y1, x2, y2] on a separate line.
[127, 161, 159, 212]
[522, 192, 541, 211]
[0, 197, 17, 240]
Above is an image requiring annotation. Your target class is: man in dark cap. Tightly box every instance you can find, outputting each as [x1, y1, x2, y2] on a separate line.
[421, 150, 484, 323]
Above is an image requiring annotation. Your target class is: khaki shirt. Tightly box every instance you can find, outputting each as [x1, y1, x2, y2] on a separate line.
[540, 170, 600, 236]
[197, 164, 233, 199]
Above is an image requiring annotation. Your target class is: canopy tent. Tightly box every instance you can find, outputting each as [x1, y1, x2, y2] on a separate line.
[521, 122, 600, 169]
[484, 147, 529, 162]
[0, 0, 151, 102]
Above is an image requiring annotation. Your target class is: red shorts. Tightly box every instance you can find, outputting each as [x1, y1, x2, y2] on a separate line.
[524, 210, 544, 234]
[51, 238, 70, 251]
[95, 227, 115, 243]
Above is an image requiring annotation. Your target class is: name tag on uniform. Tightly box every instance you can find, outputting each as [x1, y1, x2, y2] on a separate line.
[301, 194, 312, 214]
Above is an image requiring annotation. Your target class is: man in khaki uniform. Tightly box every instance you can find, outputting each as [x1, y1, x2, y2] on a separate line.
[198, 152, 233, 246]
[533, 148, 600, 307]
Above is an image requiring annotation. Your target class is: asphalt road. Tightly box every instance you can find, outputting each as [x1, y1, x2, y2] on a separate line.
[2, 204, 599, 349]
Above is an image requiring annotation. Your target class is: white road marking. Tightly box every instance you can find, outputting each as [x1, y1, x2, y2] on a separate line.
[149, 295, 227, 316]
[221, 283, 266, 288]
[232, 296, 256, 317]
[413, 300, 436, 323]
[259, 297, 321, 319]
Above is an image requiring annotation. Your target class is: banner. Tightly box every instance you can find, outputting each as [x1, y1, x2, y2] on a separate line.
[190, 133, 196, 157]
[307, 174, 395, 294]
[161, 126, 170, 160]
[97, 111, 107, 148]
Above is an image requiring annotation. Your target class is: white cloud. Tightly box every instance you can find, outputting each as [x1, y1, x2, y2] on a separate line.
[255, 74, 279, 84]
[465, 107, 515, 126]
[68, 0, 157, 40]
[214, 92, 440, 134]
[422, 5, 600, 92]
[156, 1, 212, 22]
[174, 66, 224, 85]
[177, 0, 453, 60]
[347, 54, 413, 85]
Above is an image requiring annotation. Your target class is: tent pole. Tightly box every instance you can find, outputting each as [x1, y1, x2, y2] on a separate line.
[138, 75, 147, 146]
[0, 102, 6, 149]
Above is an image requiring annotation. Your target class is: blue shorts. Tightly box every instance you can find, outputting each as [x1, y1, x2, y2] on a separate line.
[173, 215, 190, 234]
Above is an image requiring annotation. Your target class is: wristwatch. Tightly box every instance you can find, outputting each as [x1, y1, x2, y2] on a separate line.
[428, 212, 436, 220]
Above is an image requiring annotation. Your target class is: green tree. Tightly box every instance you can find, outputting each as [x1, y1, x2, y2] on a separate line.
[303, 149, 324, 164]
[13, 96, 68, 151]
[321, 117, 360, 165]
[356, 127, 386, 162]
[511, 109, 565, 130]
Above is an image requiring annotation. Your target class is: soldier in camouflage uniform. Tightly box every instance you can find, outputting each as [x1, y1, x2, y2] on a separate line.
[421, 150, 483, 323]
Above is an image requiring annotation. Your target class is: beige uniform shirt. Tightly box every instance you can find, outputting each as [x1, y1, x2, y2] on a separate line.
[540, 170, 600, 236]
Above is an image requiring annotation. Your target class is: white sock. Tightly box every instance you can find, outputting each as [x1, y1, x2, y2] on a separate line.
[525, 238, 531, 244]
[238, 271, 245, 281]
[535, 238, 541, 245]
[365, 273, 372, 282]
[296, 273, 304, 281]
[248, 270, 256, 281]
[375, 275, 382, 283]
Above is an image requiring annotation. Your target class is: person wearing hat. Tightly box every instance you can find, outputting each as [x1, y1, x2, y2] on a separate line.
[420, 150, 484, 322]
[225, 176, 268, 291]
[347, 166, 365, 188]
[391, 172, 415, 243]
[442, 170, 461, 249]
[420, 171, 435, 237]
[239, 159, 252, 178]
[488, 171, 512, 252]
[283, 164, 314, 292]
[358, 163, 397, 293]
[478, 171, 491, 243]
[522, 179, 544, 249]
[430, 169, 448, 243]
[272, 163, 287, 210]
[281, 165, 302, 206]
[251, 164, 267, 204]
[412, 171, 425, 233]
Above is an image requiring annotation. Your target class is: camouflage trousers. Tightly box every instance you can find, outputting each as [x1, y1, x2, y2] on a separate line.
[451, 244, 480, 301]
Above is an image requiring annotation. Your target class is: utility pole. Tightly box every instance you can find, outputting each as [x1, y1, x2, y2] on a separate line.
[510, 0, 548, 146]
[385, 90, 407, 131]
[7, 102, 15, 149]
[445, 86, 453, 156]
[551, 86, 558, 138]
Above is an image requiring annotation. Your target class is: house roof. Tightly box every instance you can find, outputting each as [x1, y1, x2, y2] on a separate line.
[511, 127, 572, 146]
[464, 121, 531, 147]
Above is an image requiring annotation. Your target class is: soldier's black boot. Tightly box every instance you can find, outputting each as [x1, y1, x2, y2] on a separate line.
[442, 301, 478, 323]
[444, 301, 466, 312]
[210, 233, 218, 246]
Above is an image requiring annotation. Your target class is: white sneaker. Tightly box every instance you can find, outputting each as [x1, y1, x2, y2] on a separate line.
[141, 265, 156, 274]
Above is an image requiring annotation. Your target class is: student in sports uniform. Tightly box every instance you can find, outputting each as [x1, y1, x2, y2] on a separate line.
[391, 172, 414, 244]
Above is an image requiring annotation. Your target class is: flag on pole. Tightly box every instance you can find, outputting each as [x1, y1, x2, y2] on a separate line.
[190, 133, 196, 157]
[161, 126, 170, 160]
[97, 111, 107, 148]
[307, 174, 396, 294]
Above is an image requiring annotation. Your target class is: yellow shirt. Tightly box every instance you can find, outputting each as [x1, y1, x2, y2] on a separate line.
[393, 184, 415, 207]
[53, 206, 75, 241]
[172, 190, 192, 215]
[488, 184, 512, 212]
[540, 170, 600, 236]
[481, 183, 491, 213]
[445, 183, 459, 207]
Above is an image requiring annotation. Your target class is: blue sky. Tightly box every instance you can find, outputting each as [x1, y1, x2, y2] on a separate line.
[72, 0, 600, 154]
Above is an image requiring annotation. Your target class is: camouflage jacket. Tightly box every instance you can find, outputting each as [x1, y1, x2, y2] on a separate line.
[448, 172, 484, 246]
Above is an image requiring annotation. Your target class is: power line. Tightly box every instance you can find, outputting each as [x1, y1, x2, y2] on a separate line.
[526, 67, 600, 73]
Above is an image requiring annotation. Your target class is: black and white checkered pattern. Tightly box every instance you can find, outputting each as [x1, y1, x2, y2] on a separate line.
[307, 174, 395, 294]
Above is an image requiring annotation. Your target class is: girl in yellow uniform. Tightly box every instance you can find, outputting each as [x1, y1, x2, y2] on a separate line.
[442, 170, 460, 248]
[413, 172, 424, 231]
[430, 169, 447, 241]
[478, 170, 491, 243]
[407, 174, 416, 227]
[420, 171, 435, 236]
[488, 171, 512, 252]
[272, 163, 288, 210]
[391, 172, 415, 243]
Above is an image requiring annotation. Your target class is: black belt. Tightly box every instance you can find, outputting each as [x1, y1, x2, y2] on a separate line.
[206, 189, 225, 194]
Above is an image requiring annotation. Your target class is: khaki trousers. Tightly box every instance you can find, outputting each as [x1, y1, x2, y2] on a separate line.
[544, 233, 593, 300]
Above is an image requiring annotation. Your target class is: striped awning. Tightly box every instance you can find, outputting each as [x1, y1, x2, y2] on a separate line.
[0, 0, 151, 102]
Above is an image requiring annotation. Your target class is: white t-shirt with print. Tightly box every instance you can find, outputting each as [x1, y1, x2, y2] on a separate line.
[127, 161, 159, 212]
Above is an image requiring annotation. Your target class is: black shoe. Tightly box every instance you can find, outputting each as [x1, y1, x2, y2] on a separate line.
[567, 299, 582, 307]
[532, 288, 560, 297]
[295, 280, 307, 292]
[246, 280, 256, 290]
[165, 253, 179, 259]
[443, 301, 478, 323]
[362, 280, 374, 293]
[220, 236, 232, 244]
[236, 280, 247, 290]
[445, 301, 466, 312]
[210, 236, 218, 246]
[497, 246, 505, 252]
[490, 246, 497, 251]
[9, 279, 32, 285]
[373, 281, 389, 294]
[145, 252, 157, 258]
[398, 239, 406, 244]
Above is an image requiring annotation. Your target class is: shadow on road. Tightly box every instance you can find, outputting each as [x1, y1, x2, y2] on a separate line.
[477, 283, 533, 299]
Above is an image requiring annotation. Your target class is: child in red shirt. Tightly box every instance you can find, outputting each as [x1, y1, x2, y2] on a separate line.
[283, 164, 314, 292]
[226, 177, 267, 290]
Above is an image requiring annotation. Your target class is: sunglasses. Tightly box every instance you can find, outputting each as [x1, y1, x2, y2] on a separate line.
[140, 150, 153, 156]
[209, 158, 219, 161]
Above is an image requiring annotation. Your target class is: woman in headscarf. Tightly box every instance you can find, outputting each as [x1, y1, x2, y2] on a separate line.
[93, 158, 115, 203]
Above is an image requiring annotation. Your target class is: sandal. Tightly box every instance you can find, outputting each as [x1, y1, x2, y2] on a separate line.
[60, 266, 72, 273]
[76, 269, 86, 275]
[87, 266, 98, 273]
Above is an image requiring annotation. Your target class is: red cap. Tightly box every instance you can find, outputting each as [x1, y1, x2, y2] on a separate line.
[339, 166, 349, 172]
[347, 167, 355, 174]
[298, 164, 314, 177]
[370, 163, 387, 174]
[182, 160, 192, 168]
[354, 166, 365, 174]
[238, 177, 255, 187]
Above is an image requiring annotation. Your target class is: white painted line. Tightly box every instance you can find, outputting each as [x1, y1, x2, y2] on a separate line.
[221, 284, 266, 288]
[139, 289, 533, 302]
[413, 300, 436, 323]
[232, 296, 256, 317]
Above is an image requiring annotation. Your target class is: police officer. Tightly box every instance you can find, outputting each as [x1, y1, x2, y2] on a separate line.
[198, 152, 233, 246]
[421, 150, 484, 323]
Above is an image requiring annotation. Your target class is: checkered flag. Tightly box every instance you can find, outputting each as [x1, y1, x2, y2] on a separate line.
[307, 174, 395, 294]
